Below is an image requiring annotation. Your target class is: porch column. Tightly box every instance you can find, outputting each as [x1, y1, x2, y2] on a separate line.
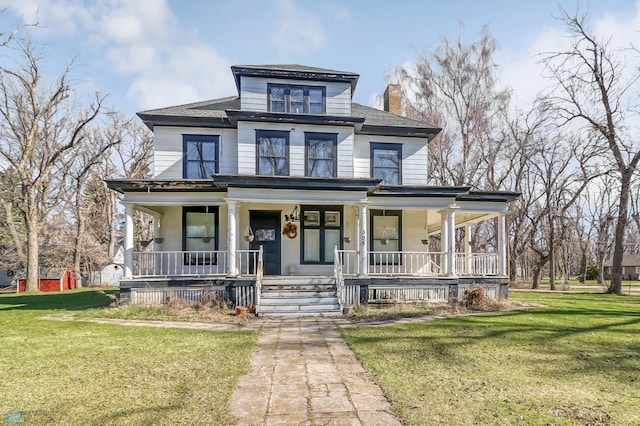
[358, 203, 368, 277]
[440, 208, 457, 277]
[440, 210, 449, 274]
[447, 208, 457, 277]
[465, 224, 472, 275]
[497, 213, 507, 276]
[227, 200, 238, 277]
[123, 204, 134, 279]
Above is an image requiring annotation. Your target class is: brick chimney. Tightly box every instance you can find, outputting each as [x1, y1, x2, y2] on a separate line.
[383, 83, 402, 115]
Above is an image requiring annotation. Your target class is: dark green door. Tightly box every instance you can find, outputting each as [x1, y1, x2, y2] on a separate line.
[249, 211, 281, 275]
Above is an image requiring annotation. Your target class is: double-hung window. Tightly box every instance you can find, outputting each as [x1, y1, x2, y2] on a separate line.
[256, 130, 289, 176]
[370, 210, 402, 265]
[305, 132, 337, 178]
[371, 142, 402, 185]
[301, 206, 342, 264]
[183, 135, 219, 178]
[268, 84, 326, 114]
[183, 206, 218, 265]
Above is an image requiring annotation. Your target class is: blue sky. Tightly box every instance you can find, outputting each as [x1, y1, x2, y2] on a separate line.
[0, 0, 638, 115]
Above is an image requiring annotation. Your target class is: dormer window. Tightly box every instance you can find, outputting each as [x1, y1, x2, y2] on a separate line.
[268, 84, 325, 114]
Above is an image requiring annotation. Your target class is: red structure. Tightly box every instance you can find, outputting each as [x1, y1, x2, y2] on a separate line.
[18, 268, 75, 292]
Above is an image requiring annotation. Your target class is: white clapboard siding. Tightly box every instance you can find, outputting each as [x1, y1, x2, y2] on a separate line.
[237, 121, 355, 177]
[153, 127, 238, 179]
[353, 134, 428, 184]
[239, 76, 352, 116]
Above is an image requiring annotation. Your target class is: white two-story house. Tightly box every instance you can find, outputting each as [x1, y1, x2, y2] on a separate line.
[108, 64, 518, 316]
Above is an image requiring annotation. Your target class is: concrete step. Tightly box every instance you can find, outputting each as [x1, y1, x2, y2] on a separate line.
[261, 290, 336, 298]
[259, 303, 341, 312]
[260, 297, 339, 306]
[262, 277, 335, 286]
[262, 285, 336, 293]
[259, 310, 343, 318]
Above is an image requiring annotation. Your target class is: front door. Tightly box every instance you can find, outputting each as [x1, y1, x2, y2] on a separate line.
[249, 210, 281, 275]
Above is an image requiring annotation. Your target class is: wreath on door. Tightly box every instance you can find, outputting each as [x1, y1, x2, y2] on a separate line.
[282, 222, 297, 239]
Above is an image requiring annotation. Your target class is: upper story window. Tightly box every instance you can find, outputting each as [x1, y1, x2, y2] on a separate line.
[183, 135, 219, 179]
[268, 84, 326, 114]
[371, 142, 402, 185]
[305, 132, 337, 178]
[256, 130, 289, 176]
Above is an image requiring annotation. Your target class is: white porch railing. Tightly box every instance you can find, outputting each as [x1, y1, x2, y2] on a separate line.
[133, 251, 228, 277]
[336, 250, 358, 276]
[235, 250, 260, 276]
[255, 246, 263, 310]
[455, 253, 499, 276]
[369, 251, 444, 276]
[133, 250, 260, 278]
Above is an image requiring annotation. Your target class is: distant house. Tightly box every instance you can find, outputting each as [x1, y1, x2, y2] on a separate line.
[17, 267, 75, 292]
[604, 254, 640, 280]
[107, 64, 520, 315]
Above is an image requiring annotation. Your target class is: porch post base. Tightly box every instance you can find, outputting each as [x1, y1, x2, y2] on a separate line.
[449, 283, 460, 303]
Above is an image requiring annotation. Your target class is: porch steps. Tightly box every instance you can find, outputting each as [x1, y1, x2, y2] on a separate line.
[258, 277, 342, 317]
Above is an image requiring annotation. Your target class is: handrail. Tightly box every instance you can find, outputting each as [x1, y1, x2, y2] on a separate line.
[255, 245, 263, 311]
[334, 245, 344, 306]
[133, 250, 228, 277]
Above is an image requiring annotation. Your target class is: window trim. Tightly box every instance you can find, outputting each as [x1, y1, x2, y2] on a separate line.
[182, 134, 219, 179]
[369, 209, 402, 265]
[182, 206, 219, 265]
[304, 132, 338, 178]
[255, 130, 290, 176]
[300, 205, 343, 265]
[370, 142, 402, 185]
[267, 83, 326, 114]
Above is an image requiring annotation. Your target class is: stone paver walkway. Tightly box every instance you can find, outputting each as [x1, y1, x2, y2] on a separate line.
[229, 318, 402, 425]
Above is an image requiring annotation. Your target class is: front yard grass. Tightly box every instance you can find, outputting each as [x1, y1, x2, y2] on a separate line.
[0, 289, 258, 425]
[340, 292, 640, 425]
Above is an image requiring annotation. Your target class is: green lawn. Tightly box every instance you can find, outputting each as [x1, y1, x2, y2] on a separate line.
[341, 292, 640, 425]
[0, 290, 258, 425]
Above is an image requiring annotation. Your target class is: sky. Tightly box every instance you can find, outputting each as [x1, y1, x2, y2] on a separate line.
[0, 0, 638, 116]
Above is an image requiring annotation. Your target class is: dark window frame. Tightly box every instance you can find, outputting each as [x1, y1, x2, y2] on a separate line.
[304, 132, 338, 178]
[370, 142, 402, 185]
[267, 83, 326, 114]
[255, 130, 290, 176]
[369, 209, 402, 265]
[300, 205, 343, 265]
[182, 134, 219, 179]
[182, 206, 219, 265]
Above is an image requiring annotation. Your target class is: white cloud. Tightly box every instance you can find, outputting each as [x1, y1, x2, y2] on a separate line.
[0, 0, 235, 110]
[270, 0, 327, 56]
[500, 2, 640, 110]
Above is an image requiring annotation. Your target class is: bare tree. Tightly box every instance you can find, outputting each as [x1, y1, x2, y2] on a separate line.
[84, 113, 153, 265]
[541, 10, 640, 294]
[0, 38, 103, 291]
[396, 27, 511, 187]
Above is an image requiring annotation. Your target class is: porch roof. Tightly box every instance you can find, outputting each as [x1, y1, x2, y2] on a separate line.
[107, 177, 521, 204]
[210, 174, 382, 192]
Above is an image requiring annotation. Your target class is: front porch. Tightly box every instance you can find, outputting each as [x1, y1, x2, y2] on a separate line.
[109, 177, 517, 313]
[119, 247, 508, 311]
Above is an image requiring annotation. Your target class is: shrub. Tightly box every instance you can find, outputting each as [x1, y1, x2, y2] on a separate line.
[586, 264, 599, 281]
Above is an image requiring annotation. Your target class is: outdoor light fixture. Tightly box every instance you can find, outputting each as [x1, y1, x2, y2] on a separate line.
[285, 205, 301, 222]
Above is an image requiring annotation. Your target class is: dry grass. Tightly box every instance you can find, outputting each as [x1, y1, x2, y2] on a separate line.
[78, 294, 259, 325]
[347, 297, 526, 323]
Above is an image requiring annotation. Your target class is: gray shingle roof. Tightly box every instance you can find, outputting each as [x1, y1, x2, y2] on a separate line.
[232, 64, 358, 76]
[231, 64, 360, 93]
[604, 254, 640, 267]
[137, 97, 439, 135]
[351, 102, 439, 132]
